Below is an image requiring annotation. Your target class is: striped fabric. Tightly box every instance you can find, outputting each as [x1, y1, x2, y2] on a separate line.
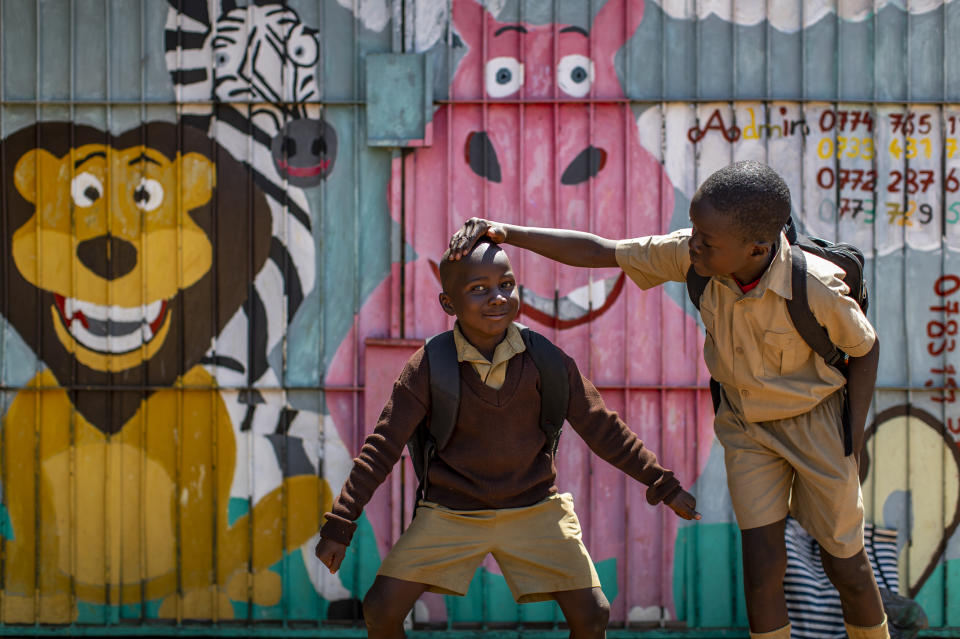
[784, 516, 901, 638]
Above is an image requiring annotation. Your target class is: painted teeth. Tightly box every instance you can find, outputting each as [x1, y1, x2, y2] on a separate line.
[565, 278, 614, 310]
[65, 298, 164, 323]
[59, 297, 167, 354]
[522, 274, 619, 322]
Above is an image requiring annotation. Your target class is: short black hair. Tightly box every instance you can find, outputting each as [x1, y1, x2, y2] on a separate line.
[693, 161, 792, 243]
[438, 236, 496, 294]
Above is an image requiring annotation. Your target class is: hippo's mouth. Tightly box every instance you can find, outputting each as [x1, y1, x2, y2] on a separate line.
[518, 273, 626, 329]
[53, 294, 170, 354]
[429, 260, 625, 329]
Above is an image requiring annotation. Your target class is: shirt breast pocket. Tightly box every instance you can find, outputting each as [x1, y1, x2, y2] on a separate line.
[762, 330, 804, 376]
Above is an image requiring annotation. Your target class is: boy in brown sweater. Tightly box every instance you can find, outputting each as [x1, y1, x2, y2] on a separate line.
[314, 238, 699, 639]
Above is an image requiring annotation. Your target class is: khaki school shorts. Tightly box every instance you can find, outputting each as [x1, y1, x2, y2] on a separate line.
[715, 389, 864, 558]
[377, 493, 601, 603]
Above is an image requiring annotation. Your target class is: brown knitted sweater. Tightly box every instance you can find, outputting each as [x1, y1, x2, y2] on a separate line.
[320, 345, 683, 545]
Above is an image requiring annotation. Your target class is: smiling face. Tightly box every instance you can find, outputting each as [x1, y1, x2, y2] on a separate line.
[439, 242, 520, 352]
[12, 142, 214, 371]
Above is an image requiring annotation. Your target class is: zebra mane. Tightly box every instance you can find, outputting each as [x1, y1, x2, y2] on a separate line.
[166, 0, 290, 28]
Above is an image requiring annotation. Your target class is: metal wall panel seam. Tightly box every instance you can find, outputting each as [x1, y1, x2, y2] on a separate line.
[621, 0, 636, 623]
[1, 0, 8, 617]
[316, 0, 329, 622]
[32, 0, 42, 625]
[937, 0, 952, 614]
[136, 0, 148, 622]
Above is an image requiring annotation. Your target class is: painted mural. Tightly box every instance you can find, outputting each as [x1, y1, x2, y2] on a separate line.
[0, 0, 958, 632]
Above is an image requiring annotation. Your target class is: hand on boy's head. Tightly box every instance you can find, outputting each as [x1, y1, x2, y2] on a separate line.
[666, 489, 701, 521]
[448, 217, 507, 260]
[314, 537, 347, 574]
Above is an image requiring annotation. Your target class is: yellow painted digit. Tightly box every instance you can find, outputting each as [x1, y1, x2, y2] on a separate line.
[846, 137, 860, 158]
[889, 138, 903, 159]
[836, 137, 848, 157]
[905, 137, 918, 159]
[862, 138, 875, 160]
[818, 137, 834, 160]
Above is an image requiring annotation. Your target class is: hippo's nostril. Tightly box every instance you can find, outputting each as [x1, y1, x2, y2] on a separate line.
[465, 131, 502, 183]
[561, 147, 607, 185]
[311, 137, 326, 156]
[282, 137, 297, 157]
[77, 234, 138, 281]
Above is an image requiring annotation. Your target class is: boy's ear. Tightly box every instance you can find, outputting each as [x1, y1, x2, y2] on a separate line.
[439, 292, 457, 316]
[750, 241, 770, 257]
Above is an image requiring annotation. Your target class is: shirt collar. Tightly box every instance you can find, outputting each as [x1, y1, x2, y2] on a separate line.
[453, 322, 526, 366]
[724, 232, 791, 300]
[763, 233, 793, 300]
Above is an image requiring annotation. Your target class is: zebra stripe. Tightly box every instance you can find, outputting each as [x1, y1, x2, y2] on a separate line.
[164, 29, 208, 51]
[784, 517, 901, 639]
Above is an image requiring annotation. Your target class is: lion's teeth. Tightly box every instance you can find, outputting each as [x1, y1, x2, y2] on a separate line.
[59, 296, 167, 354]
[65, 297, 164, 323]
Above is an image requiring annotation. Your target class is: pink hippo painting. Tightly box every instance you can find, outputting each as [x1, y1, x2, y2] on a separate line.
[325, 0, 714, 623]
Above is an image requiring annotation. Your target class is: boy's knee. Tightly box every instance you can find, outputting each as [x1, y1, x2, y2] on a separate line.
[742, 549, 786, 590]
[362, 589, 405, 631]
[563, 590, 610, 635]
[821, 550, 876, 596]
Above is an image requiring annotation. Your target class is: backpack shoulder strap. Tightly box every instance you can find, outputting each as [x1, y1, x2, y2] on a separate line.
[786, 247, 846, 368]
[519, 326, 569, 453]
[424, 330, 460, 451]
[686, 265, 710, 311]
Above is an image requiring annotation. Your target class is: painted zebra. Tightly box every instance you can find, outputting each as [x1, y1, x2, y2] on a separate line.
[164, 0, 335, 434]
[165, 0, 355, 608]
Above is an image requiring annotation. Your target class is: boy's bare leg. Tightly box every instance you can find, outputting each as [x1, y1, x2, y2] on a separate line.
[362, 575, 431, 639]
[740, 519, 790, 633]
[820, 547, 885, 627]
[553, 587, 611, 639]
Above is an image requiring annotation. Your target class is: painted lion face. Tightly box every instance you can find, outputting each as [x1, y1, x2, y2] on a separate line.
[1, 122, 272, 433]
[13, 142, 214, 371]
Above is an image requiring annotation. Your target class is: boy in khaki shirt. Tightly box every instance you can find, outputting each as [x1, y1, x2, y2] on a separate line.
[449, 161, 888, 639]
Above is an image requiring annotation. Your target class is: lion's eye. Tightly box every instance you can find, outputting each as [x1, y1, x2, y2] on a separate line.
[133, 178, 164, 212]
[71, 172, 103, 208]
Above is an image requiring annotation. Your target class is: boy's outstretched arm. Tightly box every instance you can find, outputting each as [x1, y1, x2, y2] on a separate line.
[449, 217, 619, 268]
[845, 337, 879, 467]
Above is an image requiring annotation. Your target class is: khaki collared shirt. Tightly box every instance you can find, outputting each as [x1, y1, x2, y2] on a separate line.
[453, 322, 527, 390]
[616, 230, 876, 422]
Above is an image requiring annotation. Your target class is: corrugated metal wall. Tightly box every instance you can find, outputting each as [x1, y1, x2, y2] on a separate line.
[0, 0, 958, 635]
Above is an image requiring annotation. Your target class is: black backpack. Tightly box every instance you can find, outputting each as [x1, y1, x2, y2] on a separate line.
[686, 217, 868, 456]
[406, 325, 570, 505]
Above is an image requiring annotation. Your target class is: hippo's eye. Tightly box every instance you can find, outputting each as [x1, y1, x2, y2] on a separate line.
[286, 24, 319, 67]
[485, 57, 523, 98]
[133, 178, 164, 212]
[557, 55, 594, 98]
[71, 172, 103, 208]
